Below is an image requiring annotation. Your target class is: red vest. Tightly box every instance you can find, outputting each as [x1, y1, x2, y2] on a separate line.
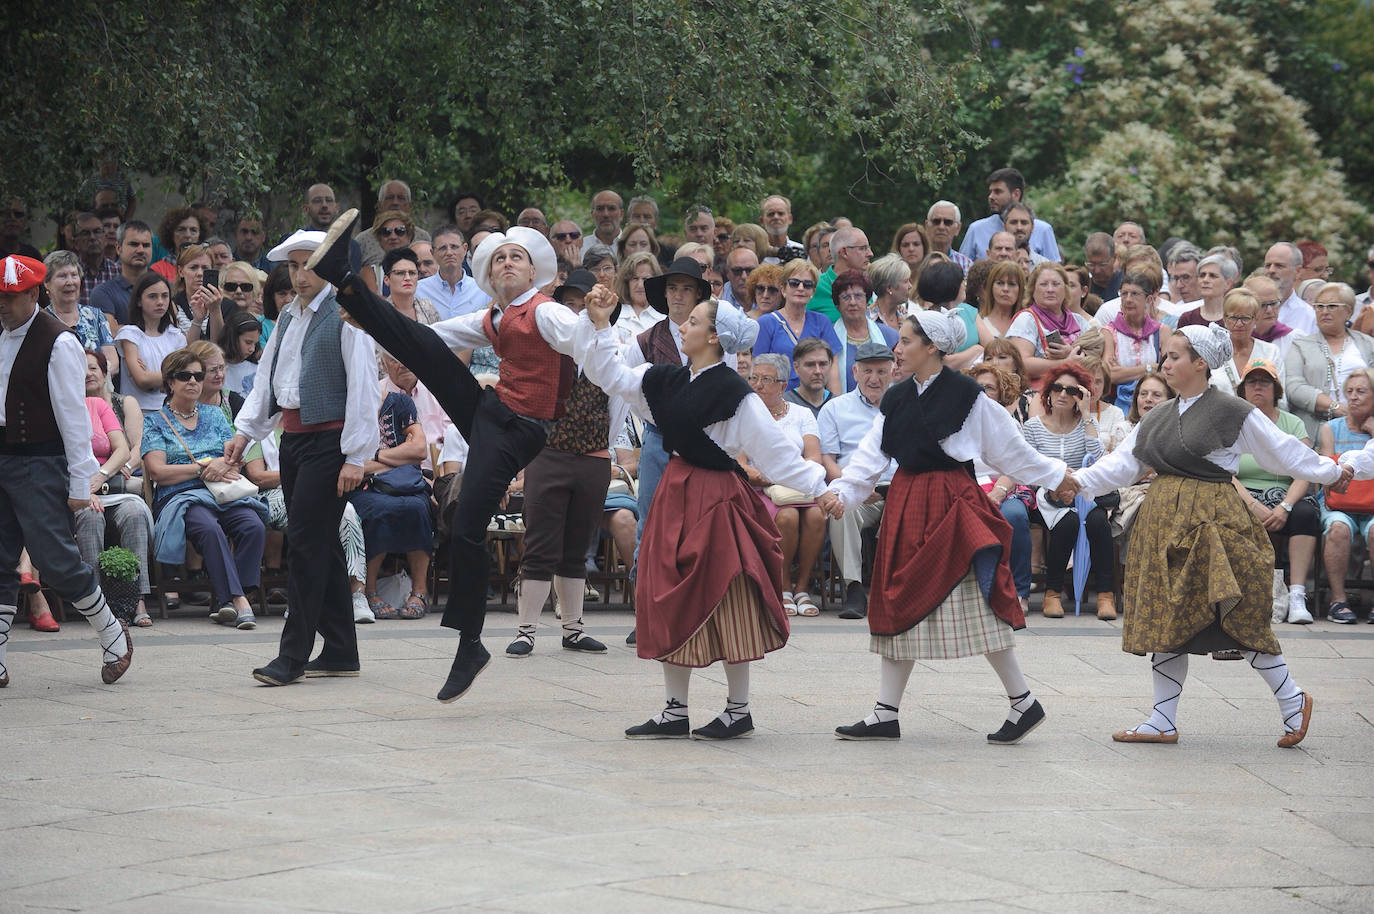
[482, 292, 574, 420]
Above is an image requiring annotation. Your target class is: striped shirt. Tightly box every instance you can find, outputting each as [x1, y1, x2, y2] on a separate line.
[1021, 416, 1103, 471]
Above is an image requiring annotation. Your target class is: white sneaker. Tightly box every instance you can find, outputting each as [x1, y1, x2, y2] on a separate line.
[1287, 595, 1314, 625]
[353, 591, 375, 624]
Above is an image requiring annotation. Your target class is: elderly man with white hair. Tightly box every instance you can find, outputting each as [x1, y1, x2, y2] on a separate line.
[306, 209, 590, 703]
[823, 310, 1075, 745]
[1264, 242, 1318, 336]
[924, 201, 971, 272]
[808, 226, 872, 321]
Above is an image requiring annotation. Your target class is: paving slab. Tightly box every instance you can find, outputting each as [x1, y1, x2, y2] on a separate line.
[3, 612, 1373, 911]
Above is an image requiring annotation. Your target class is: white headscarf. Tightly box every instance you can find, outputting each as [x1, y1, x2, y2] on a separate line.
[1179, 323, 1233, 370]
[913, 309, 967, 354]
[714, 300, 758, 354]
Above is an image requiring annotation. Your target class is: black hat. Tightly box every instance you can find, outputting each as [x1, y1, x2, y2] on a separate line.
[552, 268, 597, 304]
[644, 257, 711, 312]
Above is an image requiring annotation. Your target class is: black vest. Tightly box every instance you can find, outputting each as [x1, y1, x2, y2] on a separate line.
[3, 309, 68, 448]
[642, 363, 750, 475]
[879, 367, 981, 477]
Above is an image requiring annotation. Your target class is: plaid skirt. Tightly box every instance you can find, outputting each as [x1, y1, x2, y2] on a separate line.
[871, 571, 1015, 660]
[660, 574, 785, 668]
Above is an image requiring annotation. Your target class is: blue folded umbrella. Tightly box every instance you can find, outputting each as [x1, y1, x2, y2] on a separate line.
[1071, 453, 1097, 616]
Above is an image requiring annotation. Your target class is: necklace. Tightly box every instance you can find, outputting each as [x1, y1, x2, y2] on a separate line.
[168, 404, 198, 421]
[768, 401, 789, 420]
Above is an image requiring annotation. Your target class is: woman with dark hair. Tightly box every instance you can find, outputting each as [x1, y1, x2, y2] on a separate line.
[152, 206, 202, 283]
[579, 293, 836, 740]
[383, 247, 440, 325]
[1021, 361, 1115, 619]
[142, 348, 267, 630]
[212, 308, 262, 400]
[979, 261, 1026, 339]
[1075, 325, 1344, 746]
[116, 273, 186, 409]
[832, 269, 896, 391]
[889, 222, 930, 274]
[826, 311, 1073, 744]
[261, 263, 293, 323]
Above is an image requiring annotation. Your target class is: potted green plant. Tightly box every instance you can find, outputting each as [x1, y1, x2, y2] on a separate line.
[97, 546, 141, 622]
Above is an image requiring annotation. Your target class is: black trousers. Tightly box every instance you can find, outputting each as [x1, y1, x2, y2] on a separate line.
[1044, 504, 1115, 594]
[0, 452, 100, 607]
[277, 429, 356, 664]
[336, 275, 547, 638]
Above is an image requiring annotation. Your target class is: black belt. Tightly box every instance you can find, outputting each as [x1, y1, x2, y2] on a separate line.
[0, 427, 64, 457]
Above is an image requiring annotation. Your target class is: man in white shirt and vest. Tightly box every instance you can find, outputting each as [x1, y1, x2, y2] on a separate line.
[0, 254, 132, 688]
[307, 209, 589, 703]
[227, 231, 381, 686]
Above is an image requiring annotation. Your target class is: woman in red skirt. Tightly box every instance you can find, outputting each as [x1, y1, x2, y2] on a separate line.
[578, 287, 839, 739]
[825, 311, 1074, 744]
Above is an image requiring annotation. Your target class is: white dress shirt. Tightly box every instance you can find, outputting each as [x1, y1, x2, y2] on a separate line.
[826, 372, 1067, 509]
[617, 314, 737, 372]
[0, 308, 99, 499]
[1280, 291, 1318, 337]
[235, 286, 381, 467]
[1076, 391, 1341, 495]
[429, 287, 583, 356]
[575, 321, 828, 497]
[615, 305, 664, 337]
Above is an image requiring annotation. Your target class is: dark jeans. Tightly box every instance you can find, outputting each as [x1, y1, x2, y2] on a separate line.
[278, 429, 356, 665]
[336, 274, 547, 640]
[0, 453, 100, 607]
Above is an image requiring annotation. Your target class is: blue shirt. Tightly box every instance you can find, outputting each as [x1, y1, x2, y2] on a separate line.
[817, 389, 894, 483]
[89, 274, 134, 324]
[417, 272, 488, 320]
[834, 321, 899, 392]
[142, 403, 237, 503]
[46, 304, 114, 353]
[752, 310, 842, 389]
[958, 215, 1061, 263]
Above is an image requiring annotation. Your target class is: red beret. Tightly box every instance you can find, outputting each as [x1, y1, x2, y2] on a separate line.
[0, 255, 45, 293]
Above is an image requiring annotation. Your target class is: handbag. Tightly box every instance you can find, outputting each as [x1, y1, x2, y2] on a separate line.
[763, 484, 810, 507]
[1324, 457, 1374, 513]
[362, 463, 429, 497]
[159, 409, 259, 506]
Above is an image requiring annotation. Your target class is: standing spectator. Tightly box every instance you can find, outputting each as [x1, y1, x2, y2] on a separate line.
[360, 210, 415, 294]
[627, 196, 659, 230]
[1084, 233, 1121, 300]
[417, 226, 485, 319]
[451, 192, 483, 235]
[1284, 282, 1374, 441]
[1297, 241, 1331, 284]
[300, 183, 361, 273]
[752, 259, 842, 394]
[171, 244, 224, 341]
[582, 244, 617, 288]
[980, 260, 1026, 338]
[356, 181, 432, 270]
[925, 201, 972, 272]
[90, 220, 154, 326]
[889, 223, 929, 280]
[760, 195, 806, 262]
[116, 273, 187, 410]
[548, 220, 583, 265]
[1022, 363, 1115, 619]
[809, 227, 872, 321]
[613, 253, 664, 335]
[582, 190, 624, 257]
[42, 250, 118, 372]
[143, 348, 267, 630]
[72, 212, 117, 305]
[383, 247, 440, 325]
[1001, 203, 1048, 266]
[411, 240, 437, 279]
[682, 204, 715, 246]
[784, 338, 835, 416]
[1165, 243, 1203, 310]
[987, 231, 1018, 263]
[204, 237, 233, 270]
[0, 198, 41, 259]
[0, 255, 132, 688]
[1354, 244, 1374, 322]
[615, 223, 659, 262]
[1264, 242, 1319, 337]
[1247, 275, 1297, 359]
[97, 207, 122, 264]
[803, 222, 836, 273]
[818, 341, 895, 618]
[153, 207, 202, 283]
[221, 260, 272, 343]
[515, 207, 549, 236]
[832, 270, 897, 391]
[721, 247, 758, 306]
[1008, 263, 1092, 383]
[958, 168, 1061, 263]
[234, 216, 270, 271]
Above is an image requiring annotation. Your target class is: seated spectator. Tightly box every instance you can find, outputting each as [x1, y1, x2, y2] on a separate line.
[214, 309, 262, 401]
[1022, 363, 1115, 619]
[153, 206, 201, 283]
[1103, 267, 1170, 410]
[743, 262, 783, 321]
[613, 252, 664, 335]
[979, 260, 1026, 338]
[172, 242, 223, 341]
[1009, 262, 1094, 383]
[350, 390, 433, 621]
[1231, 359, 1320, 626]
[1209, 288, 1282, 395]
[261, 263, 293, 327]
[867, 253, 913, 332]
[143, 348, 267, 630]
[730, 222, 773, 260]
[359, 210, 414, 294]
[383, 246, 440, 325]
[1064, 264, 1094, 317]
[42, 250, 118, 374]
[1285, 282, 1374, 441]
[379, 351, 445, 468]
[615, 222, 659, 262]
[1246, 275, 1296, 360]
[85, 349, 145, 477]
[833, 269, 898, 390]
[967, 363, 1035, 611]
[1316, 368, 1374, 624]
[783, 337, 835, 416]
[242, 424, 374, 624]
[818, 341, 896, 622]
[582, 243, 617, 287]
[204, 237, 233, 270]
[596, 419, 640, 587]
[221, 260, 272, 343]
[116, 273, 187, 410]
[74, 354, 154, 626]
[983, 338, 1035, 422]
[803, 221, 836, 273]
[751, 258, 842, 395]
[916, 260, 986, 371]
[738, 353, 827, 616]
[1176, 252, 1235, 328]
[186, 340, 245, 423]
[1105, 374, 1174, 576]
[890, 222, 929, 276]
[1076, 355, 1128, 451]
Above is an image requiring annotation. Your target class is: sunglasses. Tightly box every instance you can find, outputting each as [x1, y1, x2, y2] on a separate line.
[928, 217, 956, 226]
[786, 278, 816, 290]
[1048, 383, 1084, 398]
[754, 285, 781, 295]
[222, 282, 254, 293]
[171, 370, 206, 382]
[716, 233, 732, 242]
[552, 231, 582, 241]
[728, 266, 752, 276]
[379, 226, 408, 237]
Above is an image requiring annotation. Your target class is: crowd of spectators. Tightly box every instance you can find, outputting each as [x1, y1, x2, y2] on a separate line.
[6, 165, 1374, 633]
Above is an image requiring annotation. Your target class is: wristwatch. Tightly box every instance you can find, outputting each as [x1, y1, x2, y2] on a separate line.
[1280, 502, 1293, 513]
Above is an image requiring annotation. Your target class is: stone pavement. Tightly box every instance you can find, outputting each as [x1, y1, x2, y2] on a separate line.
[3, 608, 1374, 913]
